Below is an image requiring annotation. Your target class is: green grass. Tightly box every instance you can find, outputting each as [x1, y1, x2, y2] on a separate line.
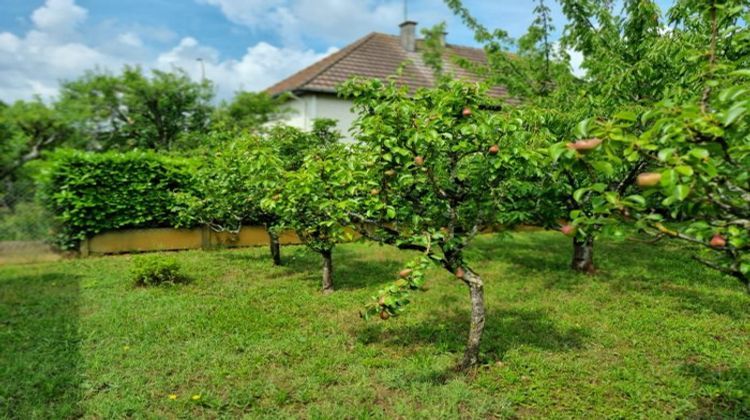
[1, 231, 748, 418]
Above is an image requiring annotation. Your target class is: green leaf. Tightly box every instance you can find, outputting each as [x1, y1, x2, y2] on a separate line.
[575, 118, 591, 138]
[723, 105, 746, 126]
[689, 148, 709, 159]
[674, 184, 691, 201]
[625, 195, 646, 206]
[549, 143, 567, 162]
[591, 161, 614, 176]
[660, 169, 677, 187]
[675, 165, 694, 176]
[614, 110, 637, 122]
[590, 183, 607, 193]
[657, 148, 675, 161]
[573, 188, 587, 203]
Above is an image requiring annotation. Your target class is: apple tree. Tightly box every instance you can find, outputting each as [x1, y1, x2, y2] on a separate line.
[341, 78, 538, 369]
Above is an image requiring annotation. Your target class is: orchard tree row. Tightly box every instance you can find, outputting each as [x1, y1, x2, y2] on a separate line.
[175, 0, 750, 370]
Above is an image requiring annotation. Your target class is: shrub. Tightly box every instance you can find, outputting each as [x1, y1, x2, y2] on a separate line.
[131, 254, 189, 287]
[40, 149, 197, 249]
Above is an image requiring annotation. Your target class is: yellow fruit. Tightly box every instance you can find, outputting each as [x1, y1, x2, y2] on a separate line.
[636, 172, 662, 187]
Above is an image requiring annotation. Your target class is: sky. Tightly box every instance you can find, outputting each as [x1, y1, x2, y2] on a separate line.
[0, 0, 674, 102]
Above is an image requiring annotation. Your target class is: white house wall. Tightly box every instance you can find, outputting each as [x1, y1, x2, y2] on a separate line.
[282, 93, 358, 141]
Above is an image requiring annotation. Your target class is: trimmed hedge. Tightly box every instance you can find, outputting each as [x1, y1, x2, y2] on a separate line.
[41, 150, 197, 249]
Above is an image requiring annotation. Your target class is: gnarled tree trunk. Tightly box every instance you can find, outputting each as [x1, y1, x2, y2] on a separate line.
[321, 248, 334, 294]
[571, 235, 595, 273]
[267, 229, 281, 266]
[459, 269, 486, 370]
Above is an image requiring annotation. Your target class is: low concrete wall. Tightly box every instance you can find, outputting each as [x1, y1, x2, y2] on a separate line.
[81, 226, 303, 256]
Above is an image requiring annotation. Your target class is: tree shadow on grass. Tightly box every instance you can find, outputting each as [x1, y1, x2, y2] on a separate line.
[212, 245, 300, 266]
[681, 363, 750, 418]
[356, 307, 589, 382]
[0, 273, 82, 418]
[471, 234, 750, 316]
[330, 247, 404, 290]
[278, 246, 401, 290]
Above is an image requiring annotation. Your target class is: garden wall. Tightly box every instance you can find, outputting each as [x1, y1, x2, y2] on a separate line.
[80, 226, 304, 256]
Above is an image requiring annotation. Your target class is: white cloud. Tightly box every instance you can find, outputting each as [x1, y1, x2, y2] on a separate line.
[197, 0, 282, 28]
[0, 33, 21, 53]
[157, 37, 337, 99]
[31, 0, 87, 35]
[0, 0, 340, 102]
[117, 32, 143, 48]
[198, 0, 403, 46]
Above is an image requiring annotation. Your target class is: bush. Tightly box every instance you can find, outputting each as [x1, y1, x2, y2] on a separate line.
[131, 254, 189, 287]
[40, 150, 198, 249]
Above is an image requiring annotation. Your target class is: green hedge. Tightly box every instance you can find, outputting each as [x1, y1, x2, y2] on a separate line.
[41, 150, 197, 249]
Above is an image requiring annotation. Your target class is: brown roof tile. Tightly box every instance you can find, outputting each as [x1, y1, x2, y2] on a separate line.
[264, 33, 508, 99]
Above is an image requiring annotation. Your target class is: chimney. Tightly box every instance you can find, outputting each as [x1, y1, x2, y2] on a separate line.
[399, 21, 417, 52]
[438, 31, 447, 47]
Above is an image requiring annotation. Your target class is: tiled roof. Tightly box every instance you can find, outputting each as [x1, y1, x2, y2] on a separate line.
[264, 32, 508, 99]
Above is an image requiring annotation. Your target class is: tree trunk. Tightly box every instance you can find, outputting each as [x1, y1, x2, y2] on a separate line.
[321, 249, 334, 294]
[267, 230, 281, 266]
[571, 235, 595, 273]
[459, 269, 486, 370]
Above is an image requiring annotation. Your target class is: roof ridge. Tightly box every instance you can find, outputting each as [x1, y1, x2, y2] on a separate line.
[298, 32, 378, 91]
[265, 32, 378, 95]
[264, 32, 509, 99]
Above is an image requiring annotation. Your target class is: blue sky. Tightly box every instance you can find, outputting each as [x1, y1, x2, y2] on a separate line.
[0, 0, 675, 102]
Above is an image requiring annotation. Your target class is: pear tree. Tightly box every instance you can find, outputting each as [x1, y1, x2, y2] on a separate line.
[341, 78, 537, 369]
[175, 132, 286, 264]
[263, 131, 360, 293]
[583, 0, 750, 292]
[597, 80, 750, 293]
[444, 0, 694, 272]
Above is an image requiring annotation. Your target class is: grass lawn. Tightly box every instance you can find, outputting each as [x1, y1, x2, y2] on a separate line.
[1, 231, 748, 418]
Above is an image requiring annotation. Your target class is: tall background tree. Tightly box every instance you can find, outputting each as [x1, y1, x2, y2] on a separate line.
[212, 91, 291, 134]
[58, 66, 214, 151]
[0, 99, 78, 208]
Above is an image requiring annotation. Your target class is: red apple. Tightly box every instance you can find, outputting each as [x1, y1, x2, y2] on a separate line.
[414, 156, 425, 166]
[488, 144, 499, 155]
[380, 311, 390, 320]
[462, 107, 472, 117]
[399, 268, 413, 278]
[455, 267, 465, 279]
[636, 172, 662, 187]
[710, 234, 726, 248]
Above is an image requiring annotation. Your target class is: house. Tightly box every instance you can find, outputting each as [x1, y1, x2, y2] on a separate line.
[264, 21, 508, 140]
